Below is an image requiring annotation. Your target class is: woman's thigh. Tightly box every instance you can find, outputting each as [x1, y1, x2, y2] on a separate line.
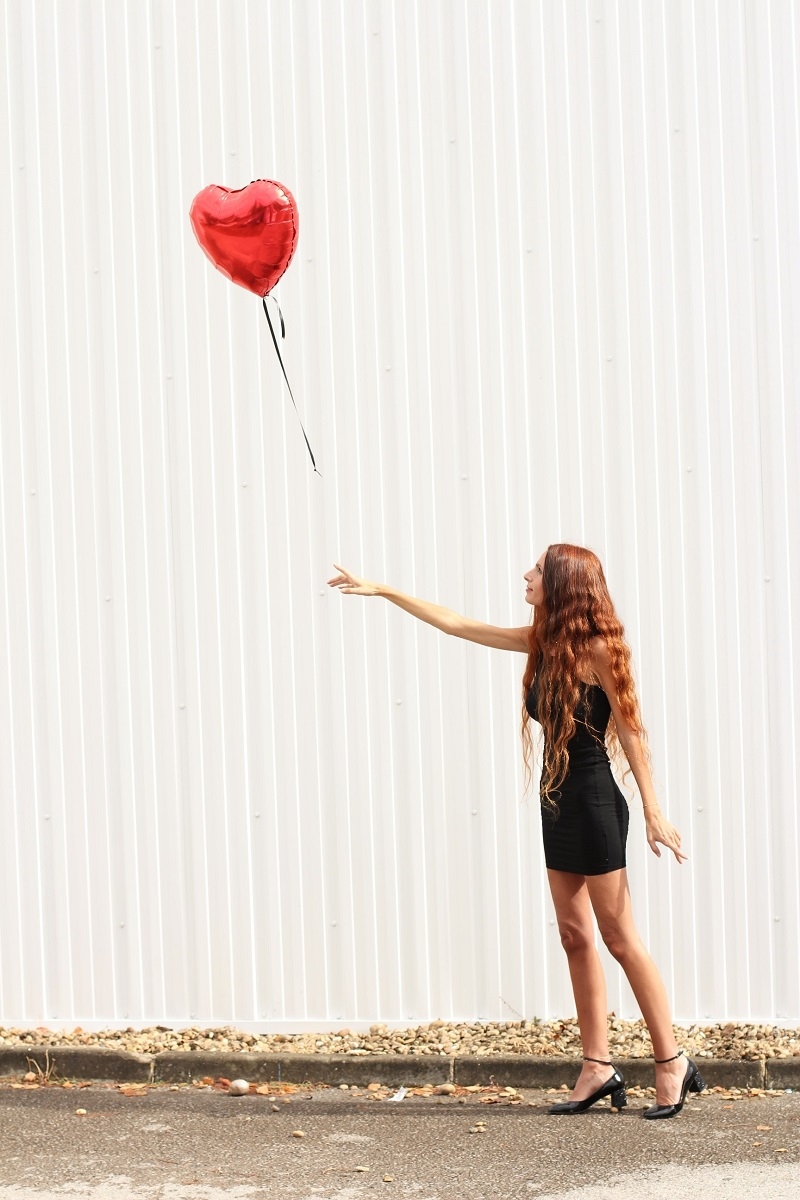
[585, 869, 641, 946]
[547, 869, 595, 944]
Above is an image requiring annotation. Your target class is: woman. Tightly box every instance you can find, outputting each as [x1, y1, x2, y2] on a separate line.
[328, 543, 704, 1119]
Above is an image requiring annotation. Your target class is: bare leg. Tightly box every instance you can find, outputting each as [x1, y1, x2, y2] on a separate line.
[586, 869, 686, 1105]
[547, 870, 616, 1101]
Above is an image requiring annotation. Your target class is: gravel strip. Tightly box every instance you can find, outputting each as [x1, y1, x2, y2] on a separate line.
[1, 1018, 798, 1061]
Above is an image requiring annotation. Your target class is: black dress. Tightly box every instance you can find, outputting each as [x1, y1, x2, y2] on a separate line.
[526, 675, 629, 875]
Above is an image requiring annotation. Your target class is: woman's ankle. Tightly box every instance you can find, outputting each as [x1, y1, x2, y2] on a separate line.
[652, 1043, 680, 1064]
[581, 1054, 612, 1070]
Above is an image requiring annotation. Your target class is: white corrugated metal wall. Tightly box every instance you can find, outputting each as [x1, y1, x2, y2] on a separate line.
[0, 0, 798, 1029]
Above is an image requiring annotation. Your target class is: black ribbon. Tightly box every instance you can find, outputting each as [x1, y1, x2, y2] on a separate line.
[262, 295, 319, 474]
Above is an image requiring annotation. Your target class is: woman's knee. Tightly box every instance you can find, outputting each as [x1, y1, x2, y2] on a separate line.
[558, 921, 594, 956]
[598, 921, 640, 964]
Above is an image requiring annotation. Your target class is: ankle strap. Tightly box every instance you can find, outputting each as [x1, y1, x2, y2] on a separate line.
[654, 1048, 685, 1064]
[583, 1055, 613, 1065]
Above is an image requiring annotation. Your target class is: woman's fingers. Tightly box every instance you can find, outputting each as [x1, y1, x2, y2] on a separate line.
[327, 564, 377, 596]
[662, 823, 687, 862]
[328, 564, 357, 588]
[647, 819, 688, 864]
[332, 562, 356, 581]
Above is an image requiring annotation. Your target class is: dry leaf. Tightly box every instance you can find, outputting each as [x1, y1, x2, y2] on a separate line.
[255, 1085, 272, 1095]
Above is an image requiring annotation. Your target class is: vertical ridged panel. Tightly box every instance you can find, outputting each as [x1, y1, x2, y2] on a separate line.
[0, 0, 798, 1028]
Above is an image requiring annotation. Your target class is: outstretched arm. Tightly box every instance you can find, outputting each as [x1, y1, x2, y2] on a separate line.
[327, 564, 530, 652]
[589, 637, 688, 865]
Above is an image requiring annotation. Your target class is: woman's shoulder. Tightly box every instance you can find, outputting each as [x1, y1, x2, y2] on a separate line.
[588, 635, 611, 667]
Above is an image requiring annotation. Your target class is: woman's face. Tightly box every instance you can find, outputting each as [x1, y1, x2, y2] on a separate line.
[524, 552, 547, 607]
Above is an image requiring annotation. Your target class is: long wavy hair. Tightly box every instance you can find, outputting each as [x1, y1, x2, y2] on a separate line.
[521, 544, 649, 807]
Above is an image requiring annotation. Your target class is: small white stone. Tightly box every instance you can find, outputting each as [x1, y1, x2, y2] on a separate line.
[228, 1078, 250, 1096]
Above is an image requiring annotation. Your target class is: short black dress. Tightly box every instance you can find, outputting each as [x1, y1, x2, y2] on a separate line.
[526, 675, 629, 875]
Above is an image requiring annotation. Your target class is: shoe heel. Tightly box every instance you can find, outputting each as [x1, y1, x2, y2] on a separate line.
[610, 1085, 627, 1110]
[690, 1070, 705, 1094]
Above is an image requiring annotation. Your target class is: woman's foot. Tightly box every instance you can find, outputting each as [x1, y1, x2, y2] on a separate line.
[548, 1056, 626, 1115]
[653, 1053, 690, 1106]
[570, 1057, 617, 1102]
[644, 1050, 706, 1119]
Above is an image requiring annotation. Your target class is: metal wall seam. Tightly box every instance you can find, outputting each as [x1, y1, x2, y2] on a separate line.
[316, 0, 354, 1020]
[763, 0, 799, 1019]
[509, 0, 543, 1021]
[786, 0, 800, 1014]
[358, 0, 404, 1022]
[2, 0, 42, 1021]
[257, 0, 287, 1023]
[412, 0, 453, 1020]
[336, 0, 377, 1021]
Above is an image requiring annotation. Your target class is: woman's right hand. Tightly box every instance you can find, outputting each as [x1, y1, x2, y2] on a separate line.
[327, 564, 382, 596]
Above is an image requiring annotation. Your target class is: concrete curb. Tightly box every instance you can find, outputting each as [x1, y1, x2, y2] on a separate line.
[153, 1052, 454, 1086]
[0, 1046, 153, 1083]
[1, 1047, 796, 1088]
[765, 1059, 800, 1089]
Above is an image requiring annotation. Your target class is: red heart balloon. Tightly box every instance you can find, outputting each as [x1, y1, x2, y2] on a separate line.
[189, 179, 299, 298]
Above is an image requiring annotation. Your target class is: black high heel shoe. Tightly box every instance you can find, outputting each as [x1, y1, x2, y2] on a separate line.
[643, 1049, 705, 1119]
[548, 1055, 627, 1114]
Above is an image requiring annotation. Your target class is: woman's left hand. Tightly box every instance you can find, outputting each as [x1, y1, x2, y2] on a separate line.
[645, 810, 688, 863]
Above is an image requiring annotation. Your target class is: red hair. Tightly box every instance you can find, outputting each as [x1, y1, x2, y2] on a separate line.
[521, 544, 649, 806]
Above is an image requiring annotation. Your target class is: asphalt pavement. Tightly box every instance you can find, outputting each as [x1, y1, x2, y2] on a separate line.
[1, 1083, 798, 1199]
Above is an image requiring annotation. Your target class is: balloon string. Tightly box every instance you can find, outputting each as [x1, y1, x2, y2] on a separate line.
[271, 296, 286, 339]
[261, 296, 319, 475]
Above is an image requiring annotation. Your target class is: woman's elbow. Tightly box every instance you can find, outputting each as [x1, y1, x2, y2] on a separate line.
[618, 728, 641, 756]
[437, 612, 462, 636]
